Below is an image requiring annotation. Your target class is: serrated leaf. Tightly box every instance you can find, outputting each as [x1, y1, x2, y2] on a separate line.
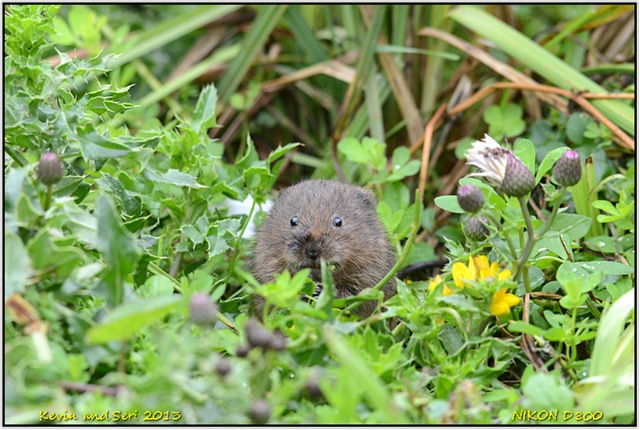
[143, 168, 206, 189]
[100, 174, 141, 217]
[95, 195, 140, 306]
[267, 142, 302, 165]
[78, 131, 131, 160]
[191, 85, 218, 133]
[86, 295, 182, 344]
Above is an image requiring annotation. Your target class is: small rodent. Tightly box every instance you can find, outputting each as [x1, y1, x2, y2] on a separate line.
[251, 179, 397, 318]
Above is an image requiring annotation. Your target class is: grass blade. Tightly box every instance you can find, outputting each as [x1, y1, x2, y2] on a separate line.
[218, 5, 288, 103]
[449, 6, 635, 136]
[113, 5, 240, 67]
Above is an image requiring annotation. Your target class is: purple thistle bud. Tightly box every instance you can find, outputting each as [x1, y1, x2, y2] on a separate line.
[553, 150, 582, 187]
[248, 399, 271, 424]
[457, 184, 485, 213]
[37, 153, 63, 185]
[501, 152, 535, 198]
[464, 216, 490, 241]
[189, 292, 218, 326]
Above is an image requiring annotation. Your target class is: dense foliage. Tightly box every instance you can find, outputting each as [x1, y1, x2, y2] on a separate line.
[4, 5, 635, 425]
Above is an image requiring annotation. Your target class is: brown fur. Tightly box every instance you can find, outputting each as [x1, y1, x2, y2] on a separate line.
[251, 179, 396, 318]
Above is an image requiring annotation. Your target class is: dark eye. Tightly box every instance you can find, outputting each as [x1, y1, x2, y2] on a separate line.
[290, 216, 299, 227]
[332, 217, 342, 227]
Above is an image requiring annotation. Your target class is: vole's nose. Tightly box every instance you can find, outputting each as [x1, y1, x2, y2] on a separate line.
[306, 246, 320, 260]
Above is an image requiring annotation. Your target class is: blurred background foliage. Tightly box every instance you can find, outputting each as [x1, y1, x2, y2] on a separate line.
[4, 4, 635, 425]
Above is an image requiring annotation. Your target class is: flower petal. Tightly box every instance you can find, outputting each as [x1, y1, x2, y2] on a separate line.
[498, 269, 512, 281]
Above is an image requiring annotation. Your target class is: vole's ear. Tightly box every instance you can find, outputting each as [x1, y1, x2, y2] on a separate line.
[356, 188, 377, 209]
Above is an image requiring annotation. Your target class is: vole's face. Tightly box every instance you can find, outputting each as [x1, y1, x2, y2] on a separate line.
[282, 206, 352, 271]
[264, 180, 379, 275]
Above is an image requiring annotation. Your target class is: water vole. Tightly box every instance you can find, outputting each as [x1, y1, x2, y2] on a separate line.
[251, 179, 397, 318]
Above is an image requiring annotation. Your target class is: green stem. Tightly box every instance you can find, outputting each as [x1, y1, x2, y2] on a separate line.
[5, 145, 29, 167]
[373, 189, 423, 294]
[514, 188, 567, 282]
[44, 184, 53, 211]
[484, 212, 517, 258]
[522, 264, 532, 294]
[226, 197, 257, 284]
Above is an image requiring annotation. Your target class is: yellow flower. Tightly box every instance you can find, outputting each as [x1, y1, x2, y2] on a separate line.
[428, 274, 453, 296]
[490, 288, 521, 316]
[452, 257, 477, 288]
[452, 255, 511, 288]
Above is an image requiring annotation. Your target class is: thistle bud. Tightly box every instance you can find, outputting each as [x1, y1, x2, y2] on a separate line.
[37, 152, 63, 185]
[245, 318, 273, 349]
[553, 150, 582, 187]
[269, 331, 287, 351]
[189, 292, 218, 326]
[215, 357, 232, 377]
[248, 399, 271, 424]
[464, 216, 490, 241]
[501, 152, 535, 197]
[457, 184, 485, 213]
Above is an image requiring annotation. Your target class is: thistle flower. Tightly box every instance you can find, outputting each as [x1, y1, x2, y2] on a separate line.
[466, 134, 535, 197]
[553, 150, 582, 187]
[501, 151, 535, 197]
[189, 292, 218, 326]
[465, 135, 509, 188]
[37, 152, 63, 185]
[490, 288, 521, 316]
[248, 399, 271, 424]
[457, 184, 485, 213]
[464, 215, 490, 241]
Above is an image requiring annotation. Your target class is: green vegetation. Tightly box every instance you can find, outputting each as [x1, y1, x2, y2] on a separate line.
[4, 5, 634, 424]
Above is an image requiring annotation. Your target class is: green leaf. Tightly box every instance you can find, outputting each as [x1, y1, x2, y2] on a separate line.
[450, 5, 634, 136]
[78, 131, 132, 160]
[99, 174, 141, 218]
[267, 142, 302, 165]
[5, 232, 32, 297]
[27, 229, 86, 278]
[143, 168, 206, 189]
[547, 213, 592, 240]
[522, 372, 575, 413]
[138, 275, 175, 298]
[535, 147, 569, 184]
[514, 138, 535, 174]
[191, 85, 218, 134]
[508, 321, 545, 336]
[566, 113, 591, 145]
[337, 137, 387, 170]
[95, 195, 140, 306]
[483, 103, 526, 140]
[434, 195, 464, 214]
[85, 295, 182, 344]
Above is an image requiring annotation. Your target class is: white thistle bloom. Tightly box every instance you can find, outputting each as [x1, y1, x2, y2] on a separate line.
[465, 134, 509, 187]
[465, 134, 535, 197]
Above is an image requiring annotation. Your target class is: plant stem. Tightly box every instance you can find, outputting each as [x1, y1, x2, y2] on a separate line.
[373, 189, 423, 294]
[226, 197, 257, 284]
[44, 184, 53, 211]
[484, 212, 517, 258]
[514, 188, 566, 281]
